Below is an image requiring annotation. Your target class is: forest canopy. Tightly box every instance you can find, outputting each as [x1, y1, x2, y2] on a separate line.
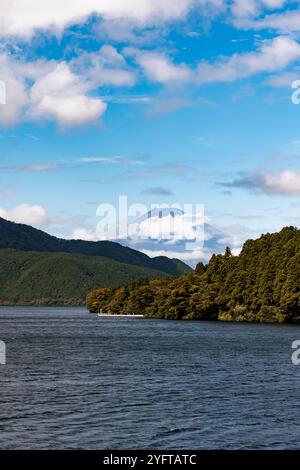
[87, 226, 300, 323]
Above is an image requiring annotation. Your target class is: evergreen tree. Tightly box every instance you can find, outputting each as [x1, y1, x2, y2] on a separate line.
[87, 226, 300, 323]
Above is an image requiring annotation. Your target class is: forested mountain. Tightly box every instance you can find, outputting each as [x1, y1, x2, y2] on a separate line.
[0, 217, 192, 305]
[0, 249, 170, 305]
[0, 217, 192, 277]
[87, 226, 300, 323]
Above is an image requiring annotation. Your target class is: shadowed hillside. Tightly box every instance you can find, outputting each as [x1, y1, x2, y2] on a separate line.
[0, 217, 192, 276]
[0, 217, 192, 305]
[0, 249, 170, 305]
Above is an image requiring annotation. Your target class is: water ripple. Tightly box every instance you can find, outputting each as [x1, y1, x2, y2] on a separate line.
[0, 306, 300, 449]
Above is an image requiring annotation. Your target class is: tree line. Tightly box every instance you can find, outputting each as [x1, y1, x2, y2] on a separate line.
[87, 226, 300, 323]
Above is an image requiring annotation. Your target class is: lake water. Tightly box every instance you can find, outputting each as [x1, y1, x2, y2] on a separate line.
[0, 306, 300, 450]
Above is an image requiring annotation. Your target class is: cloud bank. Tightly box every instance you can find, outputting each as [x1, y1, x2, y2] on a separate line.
[221, 170, 300, 196]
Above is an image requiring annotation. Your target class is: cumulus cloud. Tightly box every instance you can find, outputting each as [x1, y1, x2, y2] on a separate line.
[0, 202, 261, 266]
[141, 248, 208, 261]
[236, 6, 300, 32]
[129, 49, 192, 84]
[215, 225, 249, 254]
[128, 36, 300, 88]
[0, 54, 108, 127]
[0, 3, 298, 129]
[220, 170, 300, 196]
[29, 62, 107, 127]
[232, 0, 259, 18]
[71, 45, 136, 87]
[32, 93, 106, 128]
[0, 40, 144, 127]
[197, 36, 300, 84]
[232, 0, 287, 19]
[0, 203, 48, 226]
[72, 227, 99, 241]
[0, 204, 98, 239]
[129, 218, 260, 265]
[129, 212, 205, 241]
[0, 0, 221, 38]
[0, 54, 27, 125]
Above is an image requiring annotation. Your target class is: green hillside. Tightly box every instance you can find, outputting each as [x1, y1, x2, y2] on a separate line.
[0, 249, 169, 305]
[0, 217, 192, 276]
[87, 226, 300, 323]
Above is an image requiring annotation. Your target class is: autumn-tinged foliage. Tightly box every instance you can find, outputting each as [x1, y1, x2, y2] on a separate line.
[87, 226, 300, 323]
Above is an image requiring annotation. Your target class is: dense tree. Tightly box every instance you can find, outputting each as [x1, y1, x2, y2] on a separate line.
[0, 249, 172, 306]
[195, 262, 206, 275]
[87, 226, 300, 323]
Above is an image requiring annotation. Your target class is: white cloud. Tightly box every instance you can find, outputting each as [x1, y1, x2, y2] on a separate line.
[32, 94, 106, 128]
[125, 47, 192, 84]
[264, 170, 300, 195]
[1, 7, 298, 129]
[0, 202, 260, 266]
[265, 70, 300, 87]
[244, 9, 300, 33]
[197, 36, 300, 84]
[0, 54, 27, 125]
[133, 51, 192, 84]
[0, 44, 139, 127]
[262, 0, 286, 7]
[0, 203, 48, 226]
[29, 62, 107, 127]
[0, 0, 217, 38]
[216, 225, 247, 253]
[0, 54, 108, 127]
[222, 170, 300, 195]
[232, 0, 287, 19]
[3, 163, 61, 172]
[141, 248, 209, 261]
[127, 35, 300, 89]
[72, 45, 136, 87]
[79, 156, 144, 165]
[135, 220, 257, 264]
[126, 212, 205, 241]
[94, 68, 135, 87]
[72, 227, 99, 241]
[232, 0, 258, 18]
[21, 163, 60, 172]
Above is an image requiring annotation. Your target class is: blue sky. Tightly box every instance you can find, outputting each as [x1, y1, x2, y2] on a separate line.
[1, 0, 300, 264]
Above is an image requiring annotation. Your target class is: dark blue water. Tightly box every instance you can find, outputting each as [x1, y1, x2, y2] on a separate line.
[0, 307, 300, 450]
